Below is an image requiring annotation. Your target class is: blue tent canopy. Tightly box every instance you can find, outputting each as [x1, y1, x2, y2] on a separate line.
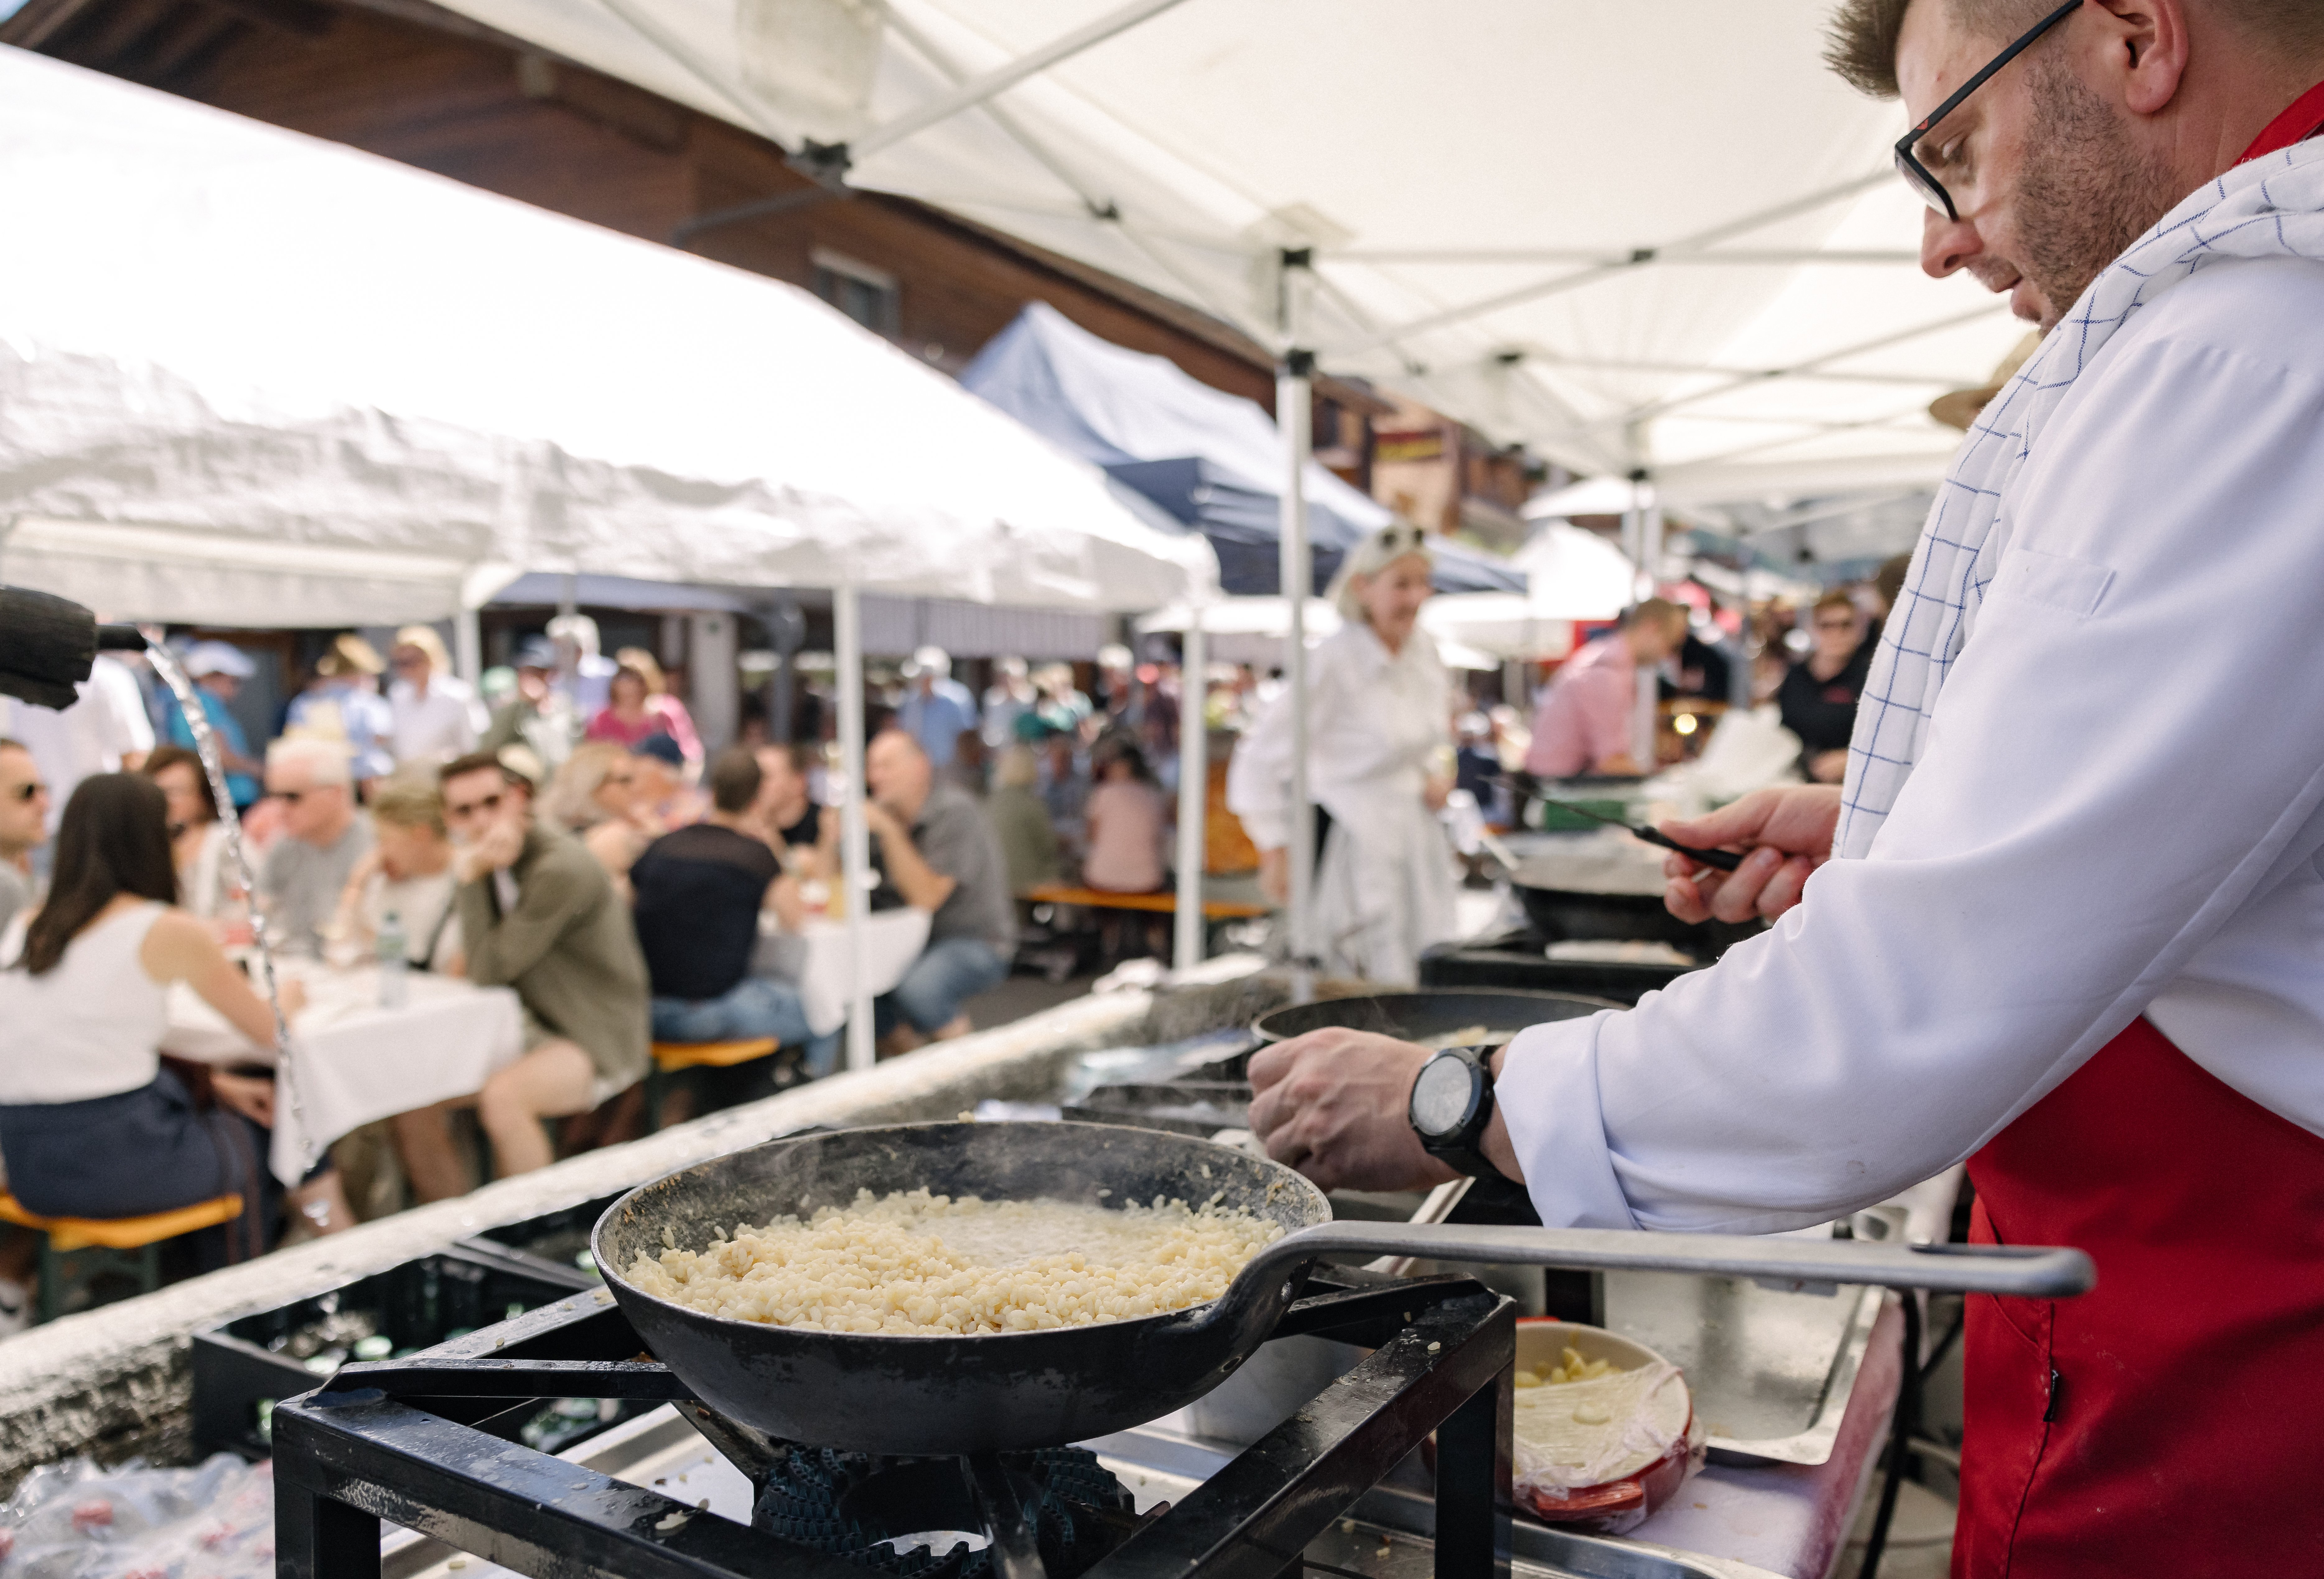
[962, 304, 1523, 598]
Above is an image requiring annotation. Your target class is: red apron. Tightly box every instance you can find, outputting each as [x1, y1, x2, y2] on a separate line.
[1954, 1016, 2324, 1576]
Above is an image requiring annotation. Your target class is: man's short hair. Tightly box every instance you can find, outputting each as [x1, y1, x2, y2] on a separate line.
[441, 750, 524, 793]
[1826, 0, 2324, 98]
[268, 736, 352, 787]
[1623, 597, 1690, 636]
[1813, 589, 1861, 619]
[707, 745, 763, 814]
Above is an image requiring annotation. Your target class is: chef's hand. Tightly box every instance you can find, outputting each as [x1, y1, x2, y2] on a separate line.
[1658, 784, 1841, 924]
[1247, 1030, 1459, 1193]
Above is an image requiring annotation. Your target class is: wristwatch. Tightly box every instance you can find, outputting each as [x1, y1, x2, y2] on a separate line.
[1408, 1046, 1522, 1188]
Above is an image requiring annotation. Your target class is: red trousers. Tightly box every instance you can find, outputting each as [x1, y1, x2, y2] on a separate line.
[1956, 1017, 2324, 1576]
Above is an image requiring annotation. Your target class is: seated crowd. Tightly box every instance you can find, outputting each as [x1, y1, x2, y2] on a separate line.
[0, 631, 1183, 1321]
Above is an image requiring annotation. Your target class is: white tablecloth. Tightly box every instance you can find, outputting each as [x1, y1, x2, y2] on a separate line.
[161, 963, 524, 1185]
[751, 909, 932, 1037]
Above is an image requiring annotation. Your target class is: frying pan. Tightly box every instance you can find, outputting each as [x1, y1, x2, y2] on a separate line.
[593, 1122, 2094, 1457]
[1252, 987, 1621, 1045]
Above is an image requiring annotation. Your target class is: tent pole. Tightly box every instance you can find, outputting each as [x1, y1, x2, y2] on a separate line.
[454, 604, 482, 688]
[1173, 604, 1208, 972]
[835, 581, 874, 1073]
[1278, 249, 1316, 974]
[1629, 472, 1663, 770]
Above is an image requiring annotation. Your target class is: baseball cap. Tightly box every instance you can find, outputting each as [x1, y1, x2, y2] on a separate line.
[633, 733, 685, 769]
[184, 641, 257, 680]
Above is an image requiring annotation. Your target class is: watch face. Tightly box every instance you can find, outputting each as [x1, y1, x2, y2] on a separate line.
[1411, 1055, 1476, 1138]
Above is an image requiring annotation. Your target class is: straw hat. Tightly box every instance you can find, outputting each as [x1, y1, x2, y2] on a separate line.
[315, 632, 385, 678]
[1930, 330, 2042, 431]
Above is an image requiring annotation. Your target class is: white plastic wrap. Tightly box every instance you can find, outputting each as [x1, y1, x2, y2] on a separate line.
[1511, 1359, 1700, 1496]
[0, 1456, 274, 1579]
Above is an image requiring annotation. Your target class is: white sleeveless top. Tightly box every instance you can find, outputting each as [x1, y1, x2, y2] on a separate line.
[0, 902, 169, 1103]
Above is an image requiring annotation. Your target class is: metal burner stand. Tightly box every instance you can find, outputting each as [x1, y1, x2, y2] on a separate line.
[274, 1268, 1519, 1579]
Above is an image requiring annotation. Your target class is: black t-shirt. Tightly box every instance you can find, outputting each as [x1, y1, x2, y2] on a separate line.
[1776, 640, 1874, 762]
[630, 823, 780, 1002]
[778, 801, 821, 847]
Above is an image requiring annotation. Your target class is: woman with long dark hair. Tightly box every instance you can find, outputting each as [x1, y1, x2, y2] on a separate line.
[0, 774, 341, 1260]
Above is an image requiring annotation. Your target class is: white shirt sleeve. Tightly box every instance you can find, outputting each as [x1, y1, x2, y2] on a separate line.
[1500, 276, 2324, 1233]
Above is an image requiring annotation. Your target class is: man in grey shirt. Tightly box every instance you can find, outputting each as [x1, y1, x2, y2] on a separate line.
[0, 740, 47, 939]
[864, 729, 1015, 1050]
[257, 738, 374, 957]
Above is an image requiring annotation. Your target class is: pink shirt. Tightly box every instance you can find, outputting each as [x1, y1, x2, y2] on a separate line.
[584, 695, 702, 760]
[1082, 780, 1167, 893]
[1524, 635, 1636, 777]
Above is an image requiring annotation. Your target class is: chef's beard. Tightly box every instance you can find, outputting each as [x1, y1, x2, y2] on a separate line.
[2012, 58, 2179, 330]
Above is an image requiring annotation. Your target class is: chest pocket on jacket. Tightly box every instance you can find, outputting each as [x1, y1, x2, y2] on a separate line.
[1988, 545, 2114, 620]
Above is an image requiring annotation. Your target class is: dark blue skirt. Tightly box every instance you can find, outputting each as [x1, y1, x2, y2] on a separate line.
[0, 1070, 272, 1259]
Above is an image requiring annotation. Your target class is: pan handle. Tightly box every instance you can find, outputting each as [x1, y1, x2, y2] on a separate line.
[1250, 1220, 2094, 1300]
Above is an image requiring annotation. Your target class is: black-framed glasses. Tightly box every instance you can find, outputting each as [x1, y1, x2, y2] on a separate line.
[1895, 0, 2082, 221]
[445, 791, 504, 819]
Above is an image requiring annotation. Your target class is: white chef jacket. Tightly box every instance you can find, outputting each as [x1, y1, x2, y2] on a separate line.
[1501, 255, 2324, 1234]
[1227, 621, 1458, 982]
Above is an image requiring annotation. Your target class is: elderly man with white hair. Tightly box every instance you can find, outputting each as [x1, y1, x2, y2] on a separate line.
[257, 737, 374, 957]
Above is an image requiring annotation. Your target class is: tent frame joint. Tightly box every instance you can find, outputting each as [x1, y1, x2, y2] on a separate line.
[788, 140, 855, 190]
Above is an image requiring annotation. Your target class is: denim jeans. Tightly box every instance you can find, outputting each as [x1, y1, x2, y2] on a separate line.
[875, 937, 1010, 1038]
[651, 977, 841, 1077]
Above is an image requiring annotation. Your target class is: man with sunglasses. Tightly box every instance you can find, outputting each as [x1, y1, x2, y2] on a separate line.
[1251, 3, 2324, 1570]
[393, 751, 646, 1194]
[257, 737, 373, 959]
[0, 739, 47, 939]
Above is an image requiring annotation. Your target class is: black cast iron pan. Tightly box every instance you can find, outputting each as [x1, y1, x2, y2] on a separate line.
[593, 1122, 2094, 1457]
[1251, 987, 1621, 1046]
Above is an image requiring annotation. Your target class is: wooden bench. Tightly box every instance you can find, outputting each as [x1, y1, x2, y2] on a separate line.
[646, 1038, 782, 1129]
[0, 1191, 245, 1323]
[1022, 884, 1273, 921]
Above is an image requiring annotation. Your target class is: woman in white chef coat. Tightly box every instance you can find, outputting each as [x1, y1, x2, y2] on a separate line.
[1227, 522, 1458, 984]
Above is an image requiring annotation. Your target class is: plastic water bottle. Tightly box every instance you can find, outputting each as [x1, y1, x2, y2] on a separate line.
[376, 910, 409, 1010]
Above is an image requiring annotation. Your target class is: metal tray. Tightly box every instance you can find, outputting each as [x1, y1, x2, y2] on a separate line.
[1092, 1418, 1786, 1579]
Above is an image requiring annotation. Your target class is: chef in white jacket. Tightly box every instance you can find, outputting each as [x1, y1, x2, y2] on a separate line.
[1227, 522, 1458, 984]
[1247, 1, 2324, 1571]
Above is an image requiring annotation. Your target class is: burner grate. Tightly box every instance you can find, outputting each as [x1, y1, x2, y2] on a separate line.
[272, 1268, 1516, 1579]
[752, 1443, 1136, 1579]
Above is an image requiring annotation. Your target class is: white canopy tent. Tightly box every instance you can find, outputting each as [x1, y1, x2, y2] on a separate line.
[414, 0, 2013, 495]
[0, 48, 1217, 1062]
[409, 0, 2005, 953]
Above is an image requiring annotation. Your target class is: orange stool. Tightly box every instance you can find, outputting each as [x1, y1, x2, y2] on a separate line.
[0, 1191, 244, 1323]
[646, 1039, 780, 1129]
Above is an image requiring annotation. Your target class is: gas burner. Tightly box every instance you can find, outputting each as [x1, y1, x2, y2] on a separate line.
[753, 1444, 1137, 1579]
[271, 1265, 1516, 1579]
